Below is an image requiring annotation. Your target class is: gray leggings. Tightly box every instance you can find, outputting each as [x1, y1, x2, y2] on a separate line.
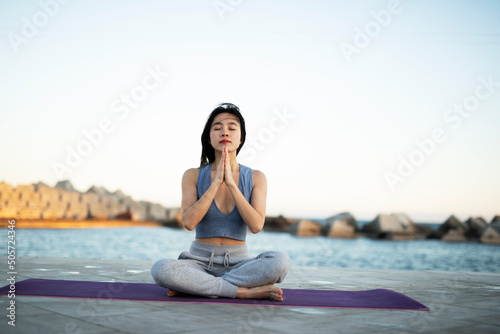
[151, 241, 290, 298]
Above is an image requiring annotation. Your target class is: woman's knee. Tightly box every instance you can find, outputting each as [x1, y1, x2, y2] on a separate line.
[151, 259, 176, 286]
[259, 251, 290, 282]
[262, 251, 290, 267]
[273, 251, 291, 277]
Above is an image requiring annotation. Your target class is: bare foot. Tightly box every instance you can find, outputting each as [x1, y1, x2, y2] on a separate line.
[236, 285, 284, 302]
[167, 289, 185, 297]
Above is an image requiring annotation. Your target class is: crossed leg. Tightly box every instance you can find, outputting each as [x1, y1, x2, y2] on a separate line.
[151, 251, 290, 301]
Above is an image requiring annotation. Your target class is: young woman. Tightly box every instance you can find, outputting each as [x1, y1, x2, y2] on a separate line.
[151, 103, 290, 301]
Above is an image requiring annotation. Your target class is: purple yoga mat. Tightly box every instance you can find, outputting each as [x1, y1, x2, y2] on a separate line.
[0, 278, 429, 310]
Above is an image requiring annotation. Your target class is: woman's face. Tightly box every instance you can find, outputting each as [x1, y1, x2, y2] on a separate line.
[210, 112, 242, 153]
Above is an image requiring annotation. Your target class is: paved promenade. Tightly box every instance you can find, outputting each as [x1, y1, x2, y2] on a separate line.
[1, 256, 499, 333]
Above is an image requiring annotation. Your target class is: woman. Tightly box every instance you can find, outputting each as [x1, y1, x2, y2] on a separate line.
[151, 103, 290, 301]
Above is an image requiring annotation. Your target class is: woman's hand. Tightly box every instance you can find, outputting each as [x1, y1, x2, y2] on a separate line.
[213, 150, 225, 186]
[211, 145, 236, 188]
[223, 145, 237, 188]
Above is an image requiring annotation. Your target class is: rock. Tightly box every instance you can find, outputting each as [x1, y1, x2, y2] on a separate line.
[17, 208, 42, 220]
[442, 229, 467, 242]
[86, 185, 111, 197]
[491, 215, 500, 224]
[161, 208, 183, 228]
[64, 202, 88, 220]
[34, 181, 52, 192]
[140, 201, 168, 221]
[361, 213, 418, 240]
[362, 214, 400, 237]
[111, 189, 126, 198]
[290, 219, 322, 237]
[0, 182, 14, 194]
[323, 212, 357, 238]
[480, 222, 500, 245]
[438, 215, 469, 242]
[329, 220, 357, 238]
[55, 180, 76, 192]
[116, 210, 133, 220]
[436, 215, 468, 239]
[1, 180, 177, 224]
[128, 202, 147, 221]
[163, 208, 182, 227]
[464, 217, 488, 239]
[414, 224, 437, 239]
[0, 182, 16, 219]
[0, 207, 18, 219]
[264, 215, 295, 233]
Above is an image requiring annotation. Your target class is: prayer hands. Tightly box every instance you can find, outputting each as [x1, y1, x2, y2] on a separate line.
[223, 145, 236, 187]
[214, 145, 236, 188]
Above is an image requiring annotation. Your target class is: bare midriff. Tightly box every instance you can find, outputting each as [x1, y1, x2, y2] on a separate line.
[195, 237, 246, 246]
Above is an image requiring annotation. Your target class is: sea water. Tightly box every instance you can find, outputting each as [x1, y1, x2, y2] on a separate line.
[3, 227, 499, 273]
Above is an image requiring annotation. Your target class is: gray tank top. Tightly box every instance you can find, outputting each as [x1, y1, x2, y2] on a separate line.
[195, 163, 253, 241]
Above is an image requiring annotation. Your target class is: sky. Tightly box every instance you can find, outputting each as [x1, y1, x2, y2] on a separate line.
[1, 0, 499, 223]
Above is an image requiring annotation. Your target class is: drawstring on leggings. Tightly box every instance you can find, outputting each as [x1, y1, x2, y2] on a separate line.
[208, 250, 215, 271]
[207, 250, 230, 271]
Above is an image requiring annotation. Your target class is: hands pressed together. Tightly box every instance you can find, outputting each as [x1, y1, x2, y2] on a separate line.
[214, 145, 237, 188]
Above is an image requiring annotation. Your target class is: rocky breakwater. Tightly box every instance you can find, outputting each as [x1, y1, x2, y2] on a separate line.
[268, 212, 430, 240]
[361, 213, 432, 240]
[436, 215, 500, 244]
[480, 216, 500, 244]
[0, 180, 181, 226]
[264, 212, 359, 238]
[264, 212, 500, 244]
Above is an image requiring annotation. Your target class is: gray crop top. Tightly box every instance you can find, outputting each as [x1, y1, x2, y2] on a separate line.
[195, 163, 253, 241]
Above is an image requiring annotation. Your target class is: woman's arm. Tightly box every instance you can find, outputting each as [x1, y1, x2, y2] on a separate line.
[181, 160, 224, 231]
[227, 169, 267, 234]
[222, 148, 267, 233]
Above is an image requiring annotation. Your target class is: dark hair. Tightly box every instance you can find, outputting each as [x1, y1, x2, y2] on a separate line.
[200, 103, 246, 167]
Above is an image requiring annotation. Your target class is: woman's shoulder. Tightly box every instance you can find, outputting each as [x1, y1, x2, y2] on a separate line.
[250, 168, 266, 184]
[182, 167, 201, 183]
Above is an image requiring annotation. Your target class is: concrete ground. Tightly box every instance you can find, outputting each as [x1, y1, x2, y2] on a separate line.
[0, 256, 499, 334]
